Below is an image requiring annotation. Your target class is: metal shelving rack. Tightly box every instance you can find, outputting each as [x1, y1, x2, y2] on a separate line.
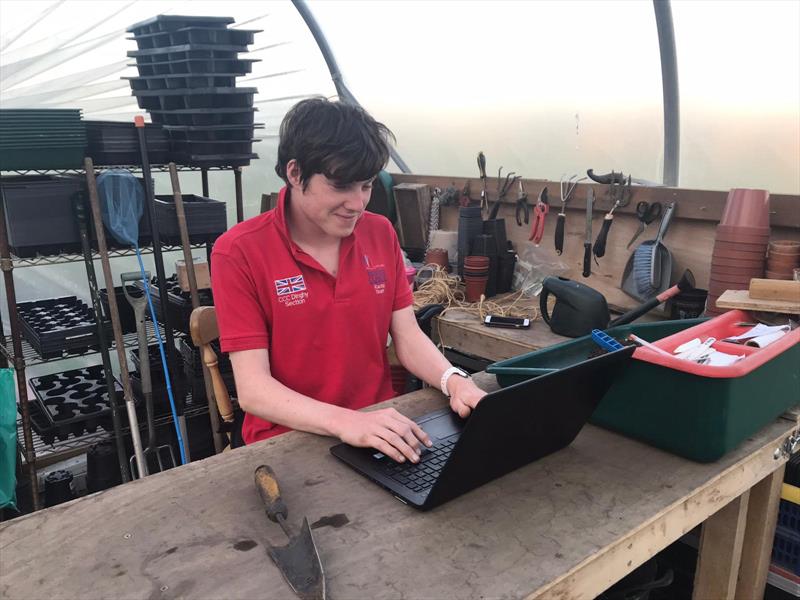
[1, 162, 244, 511]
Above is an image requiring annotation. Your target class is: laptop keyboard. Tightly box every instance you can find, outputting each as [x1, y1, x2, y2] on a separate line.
[379, 438, 457, 493]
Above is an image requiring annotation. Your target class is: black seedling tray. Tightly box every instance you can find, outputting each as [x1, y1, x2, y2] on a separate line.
[18, 399, 67, 445]
[132, 87, 256, 111]
[169, 138, 257, 155]
[127, 15, 234, 37]
[132, 57, 259, 76]
[125, 73, 238, 90]
[129, 369, 187, 417]
[99, 286, 141, 335]
[129, 46, 246, 66]
[139, 274, 214, 334]
[169, 152, 257, 168]
[29, 365, 120, 438]
[149, 107, 257, 127]
[2, 175, 85, 257]
[129, 27, 258, 50]
[163, 123, 262, 140]
[17, 296, 111, 360]
[153, 193, 226, 237]
[179, 337, 231, 376]
[129, 342, 174, 376]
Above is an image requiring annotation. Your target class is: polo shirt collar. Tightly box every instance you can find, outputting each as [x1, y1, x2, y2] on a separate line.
[275, 185, 357, 268]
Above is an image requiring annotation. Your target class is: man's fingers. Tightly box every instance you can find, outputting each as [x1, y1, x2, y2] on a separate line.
[369, 437, 406, 463]
[375, 428, 420, 463]
[386, 413, 432, 448]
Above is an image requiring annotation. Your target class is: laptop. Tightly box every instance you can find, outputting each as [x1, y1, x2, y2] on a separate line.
[330, 346, 634, 510]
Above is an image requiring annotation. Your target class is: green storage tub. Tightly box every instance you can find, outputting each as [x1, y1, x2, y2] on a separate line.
[488, 316, 800, 462]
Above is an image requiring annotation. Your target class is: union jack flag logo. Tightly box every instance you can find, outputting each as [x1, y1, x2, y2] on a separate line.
[274, 274, 306, 296]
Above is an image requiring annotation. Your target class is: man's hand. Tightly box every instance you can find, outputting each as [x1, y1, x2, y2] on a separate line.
[447, 375, 487, 419]
[334, 408, 432, 463]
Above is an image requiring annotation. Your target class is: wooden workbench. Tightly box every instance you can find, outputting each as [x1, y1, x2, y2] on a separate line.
[0, 373, 794, 600]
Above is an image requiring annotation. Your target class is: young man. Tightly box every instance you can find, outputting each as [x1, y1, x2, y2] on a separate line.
[211, 98, 486, 464]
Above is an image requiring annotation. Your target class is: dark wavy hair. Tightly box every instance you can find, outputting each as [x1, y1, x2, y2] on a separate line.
[275, 98, 394, 189]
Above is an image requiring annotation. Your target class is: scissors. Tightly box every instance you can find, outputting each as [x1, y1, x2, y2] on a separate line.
[627, 201, 663, 248]
[529, 187, 549, 245]
[515, 180, 529, 226]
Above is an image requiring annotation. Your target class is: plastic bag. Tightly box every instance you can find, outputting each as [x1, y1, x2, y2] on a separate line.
[97, 169, 144, 247]
[0, 368, 17, 510]
[512, 242, 570, 297]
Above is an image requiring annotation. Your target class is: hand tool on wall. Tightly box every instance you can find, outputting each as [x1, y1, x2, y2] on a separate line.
[529, 187, 549, 245]
[488, 168, 519, 220]
[514, 180, 529, 226]
[255, 465, 327, 600]
[556, 174, 584, 255]
[459, 180, 471, 207]
[122, 272, 177, 476]
[583, 188, 595, 277]
[477, 152, 488, 213]
[593, 175, 631, 258]
[627, 201, 663, 248]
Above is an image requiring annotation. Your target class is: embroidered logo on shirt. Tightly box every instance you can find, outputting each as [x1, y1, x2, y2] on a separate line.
[367, 265, 386, 294]
[275, 274, 308, 306]
[275, 275, 306, 296]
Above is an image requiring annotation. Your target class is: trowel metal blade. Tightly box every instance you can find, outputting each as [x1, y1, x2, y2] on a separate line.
[267, 517, 327, 600]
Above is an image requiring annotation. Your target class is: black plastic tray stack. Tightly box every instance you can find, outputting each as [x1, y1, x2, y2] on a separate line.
[125, 14, 263, 167]
[16, 296, 111, 360]
[85, 120, 169, 166]
[179, 337, 235, 403]
[135, 274, 214, 334]
[0, 109, 86, 171]
[26, 365, 121, 442]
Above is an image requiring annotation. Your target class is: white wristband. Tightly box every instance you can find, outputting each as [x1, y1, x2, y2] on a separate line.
[440, 367, 468, 397]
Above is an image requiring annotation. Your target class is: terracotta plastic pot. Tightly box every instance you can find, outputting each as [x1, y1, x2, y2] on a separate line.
[714, 231, 770, 244]
[711, 257, 764, 269]
[712, 248, 766, 261]
[766, 255, 800, 269]
[713, 240, 768, 253]
[769, 240, 800, 254]
[716, 224, 770, 236]
[424, 248, 450, 270]
[719, 188, 770, 229]
[464, 278, 488, 302]
[710, 264, 764, 277]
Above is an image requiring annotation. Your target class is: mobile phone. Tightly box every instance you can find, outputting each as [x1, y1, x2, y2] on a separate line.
[483, 315, 530, 329]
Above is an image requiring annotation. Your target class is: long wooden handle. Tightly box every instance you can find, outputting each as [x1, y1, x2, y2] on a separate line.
[254, 465, 288, 523]
[202, 345, 234, 422]
[749, 278, 800, 302]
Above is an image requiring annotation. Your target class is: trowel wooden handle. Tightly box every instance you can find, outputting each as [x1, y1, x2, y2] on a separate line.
[255, 465, 288, 523]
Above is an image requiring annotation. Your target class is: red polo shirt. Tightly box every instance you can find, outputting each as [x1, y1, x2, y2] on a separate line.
[211, 186, 413, 444]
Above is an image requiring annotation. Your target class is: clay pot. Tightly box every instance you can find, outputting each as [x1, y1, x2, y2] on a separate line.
[710, 264, 764, 277]
[711, 256, 765, 269]
[767, 255, 800, 270]
[713, 240, 768, 253]
[424, 248, 449, 270]
[769, 240, 800, 254]
[712, 248, 766, 261]
[716, 224, 770, 237]
[464, 277, 488, 302]
[715, 230, 770, 245]
[719, 189, 770, 229]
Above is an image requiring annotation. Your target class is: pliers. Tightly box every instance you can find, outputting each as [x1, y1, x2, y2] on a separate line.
[529, 187, 549, 245]
[489, 168, 519, 220]
[515, 180, 530, 226]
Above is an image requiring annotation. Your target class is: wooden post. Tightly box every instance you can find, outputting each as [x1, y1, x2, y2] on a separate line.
[736, 466, 786, 600]
[693, 491, 751, 599]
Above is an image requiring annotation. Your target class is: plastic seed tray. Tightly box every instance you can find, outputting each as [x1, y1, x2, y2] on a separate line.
[138, 274, 214, 334]
[127, 15, 234, 37]
[29, 365, 120, 438]
[132, 58, 259, 76]
[132, 87, 256, 111]
[129, 26, 258, 50]
[163, 124, 263, 141]
[125, 73, 238, 91]
[17, 399, 66, 445]
[17, 296, 111, 360]
[169, 138, 258, 156]
[129, 47, 245, 65]
[153, 193, 227, 237]
[167, 152, 257, 168]
[149, 107, 257, 127]
[179, 337, 231, 376]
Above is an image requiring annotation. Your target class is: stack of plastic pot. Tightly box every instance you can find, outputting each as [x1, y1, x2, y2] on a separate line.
[707, 188, 770, 315]
[125, 14, 263, 168]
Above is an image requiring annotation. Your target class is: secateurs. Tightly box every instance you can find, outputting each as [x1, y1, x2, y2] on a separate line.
[489, 168, 519, 220]
[588, 170, 632, 259]
[529, 187, 549, 245]
[515, 180, 530, 226]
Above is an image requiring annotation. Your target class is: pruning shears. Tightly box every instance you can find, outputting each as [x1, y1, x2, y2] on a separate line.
[529, 187, 549, 245]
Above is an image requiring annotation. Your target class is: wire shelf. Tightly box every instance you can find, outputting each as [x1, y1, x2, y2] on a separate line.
[18, 402, 210, 467]
[0, 321, 182, 367]
[0, 164, 236, 177]
[9, 242, 208, 268]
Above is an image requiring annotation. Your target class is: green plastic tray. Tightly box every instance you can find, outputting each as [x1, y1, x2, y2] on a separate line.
[0, 146, 85, 171]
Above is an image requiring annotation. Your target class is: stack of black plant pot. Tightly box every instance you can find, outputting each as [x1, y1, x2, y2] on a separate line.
[126, 15, 263, 168]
